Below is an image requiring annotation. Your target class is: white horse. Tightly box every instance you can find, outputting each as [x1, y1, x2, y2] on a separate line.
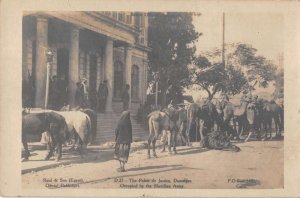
[55, 111, 91, 153]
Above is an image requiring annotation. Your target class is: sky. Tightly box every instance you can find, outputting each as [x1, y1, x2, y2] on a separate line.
[192, 12, 284, 63]
[186, 13, 284, 101]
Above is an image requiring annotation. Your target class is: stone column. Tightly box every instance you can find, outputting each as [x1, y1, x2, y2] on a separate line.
[68, 26, 80, 108]
[34, 17, 48, 108]
[104, 38, 114, 112]
[125, 45, 133, 110]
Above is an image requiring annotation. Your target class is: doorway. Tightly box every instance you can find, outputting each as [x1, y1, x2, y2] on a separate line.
[57, 48, 69, 82]
[56, 48, 69, 108]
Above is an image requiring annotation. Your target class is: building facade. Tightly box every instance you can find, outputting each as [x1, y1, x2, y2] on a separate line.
[22, 11, 150, 113]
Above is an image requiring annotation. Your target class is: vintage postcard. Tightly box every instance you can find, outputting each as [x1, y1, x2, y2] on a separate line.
[1, 0, 300, 197]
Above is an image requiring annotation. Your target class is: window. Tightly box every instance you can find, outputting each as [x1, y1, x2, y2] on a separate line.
[112, 12, 118, 19]
[131, 65, 139, 100]
[118, 12, 125, 22]
[134, 16, 141, 27]
[126, 15, 132, 24]
[114, 61, 123, 98]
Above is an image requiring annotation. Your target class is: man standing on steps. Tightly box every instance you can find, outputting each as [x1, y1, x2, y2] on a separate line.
[98, 80, 108, 113]
[122, 84, 130, 111]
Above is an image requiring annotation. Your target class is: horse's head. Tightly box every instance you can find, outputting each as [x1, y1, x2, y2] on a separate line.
[45, 112, 68, 141]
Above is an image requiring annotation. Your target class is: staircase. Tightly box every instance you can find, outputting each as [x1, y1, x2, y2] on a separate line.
[95, 112, 148, 144]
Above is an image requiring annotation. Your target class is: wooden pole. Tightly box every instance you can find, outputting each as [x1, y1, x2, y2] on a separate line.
[222, 12, 225, 68]
[45, 62, 50, 109]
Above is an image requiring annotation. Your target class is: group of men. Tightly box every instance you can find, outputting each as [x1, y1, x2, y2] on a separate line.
[73, 79, 131, 112]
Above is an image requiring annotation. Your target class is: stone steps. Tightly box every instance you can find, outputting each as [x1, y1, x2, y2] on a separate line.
[95, 113, 148, 144]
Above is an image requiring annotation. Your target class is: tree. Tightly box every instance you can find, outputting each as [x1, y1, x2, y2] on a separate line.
[192, 54, 247, 99]
[227, 43, 277, 92]
[273, 68, 284, 99]
[147, 12, 201, 107]
[192, 43, 277, 99]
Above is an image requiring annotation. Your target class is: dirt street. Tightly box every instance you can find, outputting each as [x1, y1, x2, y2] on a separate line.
[22, 140, 283, 189]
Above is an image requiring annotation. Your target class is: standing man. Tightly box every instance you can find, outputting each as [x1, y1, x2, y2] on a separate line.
[82, 78, 89, 108]
[75, 81, 84, 108]
[50, 75, 60, 110]
[165, 79, 173, 108]
[122, 84, 130, 111]
[97, 80, 108, 113]
[58, 75, 68, 109]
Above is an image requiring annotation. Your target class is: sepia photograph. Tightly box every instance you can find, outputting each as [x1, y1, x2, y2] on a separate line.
[20, 10, 284, 190]
[1, 0, 300, 197]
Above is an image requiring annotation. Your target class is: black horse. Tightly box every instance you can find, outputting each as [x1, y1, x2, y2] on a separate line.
[22, 111, 68, 161]
[185, 101, 223, 147]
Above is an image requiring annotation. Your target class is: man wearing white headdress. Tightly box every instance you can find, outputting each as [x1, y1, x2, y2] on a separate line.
[82, 78, 89, 108]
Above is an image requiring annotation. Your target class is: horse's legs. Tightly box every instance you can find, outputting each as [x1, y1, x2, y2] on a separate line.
[237, 118, 244, 139]
[56, 141, 62, 161]
[166, 130, 172, 153]
[44, 135, 55, 160]
[152, 139, 158, 158]
[273, 115, 280, 137]
[22, 134, 30, 160]
[161, 130, 166, 152]
[173, 130, 178, 153]
[147, 136, 152, 158]
[244, 124, 253, 142]
[185, 119, 191, 146]
[233, 118, 239, 140]
[199, 119, 205, 147]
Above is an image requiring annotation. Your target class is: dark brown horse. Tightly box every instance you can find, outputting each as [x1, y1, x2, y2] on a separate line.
[261, 100, 283, 139]
[22, 111, 68, 161]
[185, 101, 222, 147]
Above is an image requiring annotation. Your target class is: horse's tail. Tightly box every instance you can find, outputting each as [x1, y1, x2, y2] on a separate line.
[85, 115, 92, 145]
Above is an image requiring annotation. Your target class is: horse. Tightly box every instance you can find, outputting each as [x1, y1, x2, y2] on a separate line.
[161, 106, 187, 153]
[22, 111, 68, 161]
[185, 101, 222, 147]
[216, 95, 252, 141]
[260, 99, 283, 140]
[55, 111, 92, 154]
[147, 106, 186, 158]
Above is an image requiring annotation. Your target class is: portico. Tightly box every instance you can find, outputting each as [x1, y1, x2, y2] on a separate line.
[22, 12, 150, 114]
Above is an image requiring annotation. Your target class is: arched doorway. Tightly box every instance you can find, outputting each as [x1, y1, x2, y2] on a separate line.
[131, 65, 139, 100]
[56, 48, 69, 108]
[114, 61, 123, 98]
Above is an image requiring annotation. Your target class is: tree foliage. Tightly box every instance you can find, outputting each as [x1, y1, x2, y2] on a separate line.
[273, 68, 284, 99]
[147, 12, 201, 106]
[192, 43, 277, 98]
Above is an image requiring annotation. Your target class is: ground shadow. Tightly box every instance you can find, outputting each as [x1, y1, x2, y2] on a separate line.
[177, 147, 210, 155]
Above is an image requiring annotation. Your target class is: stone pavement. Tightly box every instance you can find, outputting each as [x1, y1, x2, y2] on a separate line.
[22, 141, 152, 174]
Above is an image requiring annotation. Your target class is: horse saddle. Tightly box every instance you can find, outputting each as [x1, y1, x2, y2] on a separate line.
[163, 107, 179, 122]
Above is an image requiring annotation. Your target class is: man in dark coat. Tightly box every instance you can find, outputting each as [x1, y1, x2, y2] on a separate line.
[97, 80, 108, 113]
[75, 81, 84, 108]
[114, 111, 132, 172]
[50, 75, 60, 110]
[122, 84, 130, 111]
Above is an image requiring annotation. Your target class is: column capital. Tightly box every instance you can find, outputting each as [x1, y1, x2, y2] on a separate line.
[70, 25, 82, 32]
[125, 44, 134, 50]
[36, 16, 48, 23]
[106, 38, 114, 44]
